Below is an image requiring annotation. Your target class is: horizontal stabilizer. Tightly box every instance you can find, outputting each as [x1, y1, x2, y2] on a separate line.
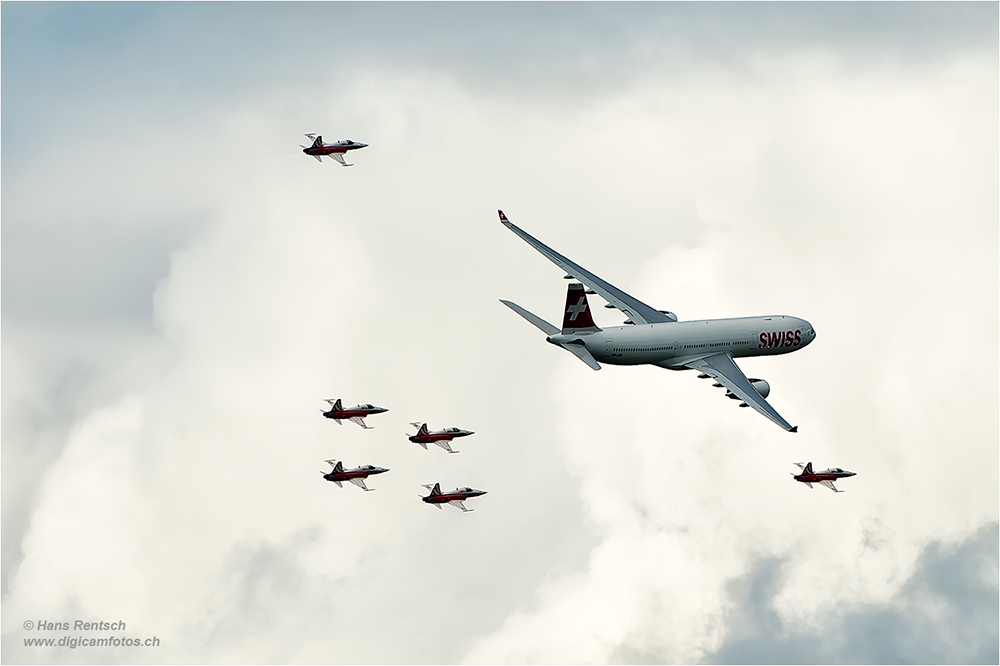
[500, 300, 560, 336]
[561, 340, 601, 370]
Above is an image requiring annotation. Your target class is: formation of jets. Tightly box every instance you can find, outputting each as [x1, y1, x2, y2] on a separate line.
[301, 134, 368, 166]
[320, 398, 487, 510]
[300, 135, 854, 495]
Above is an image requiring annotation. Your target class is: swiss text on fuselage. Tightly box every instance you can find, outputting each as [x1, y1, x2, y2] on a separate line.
[759, 330, 802, 350]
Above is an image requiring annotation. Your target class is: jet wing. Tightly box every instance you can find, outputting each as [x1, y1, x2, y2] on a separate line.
[349, 478, 372, 491]
[684, 353, 797, 432]
[819, 480, 842, 492]
[348, 416, 371, 429]
[499, 211, 674, 325]
[329, 153, 350, 166]
[448, 500, 471, 512]
[435, 441, 458, 454]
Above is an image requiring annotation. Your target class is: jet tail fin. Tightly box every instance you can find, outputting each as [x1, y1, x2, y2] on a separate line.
[499, 298, 601, 371]
[561, 283, 601, 334]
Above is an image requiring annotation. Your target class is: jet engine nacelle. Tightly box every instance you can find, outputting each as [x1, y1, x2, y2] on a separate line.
[726, 378, 770, 400]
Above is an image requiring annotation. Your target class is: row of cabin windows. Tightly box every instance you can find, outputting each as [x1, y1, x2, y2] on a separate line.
[613, 341, 753, 353]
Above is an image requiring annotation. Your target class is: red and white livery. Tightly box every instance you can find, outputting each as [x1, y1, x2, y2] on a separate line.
[321, 398, 388, 429]
[420, 483, 487, 512]
[792, 462, 856, 492]
[322, 460, 389, 491]
[301, 134, 368, 166]
[407, 423, 475, 454]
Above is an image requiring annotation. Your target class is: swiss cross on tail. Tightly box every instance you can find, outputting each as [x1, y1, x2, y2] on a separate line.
[562, 283, 600, 334]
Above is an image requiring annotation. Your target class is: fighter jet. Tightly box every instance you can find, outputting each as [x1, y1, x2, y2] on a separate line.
[792, 462, 856, 492]
[497, 210, 817, 432]
[421, 483, 487, 512]
[322, 460, 389, 491]
[321, 399, 388, 429]
[301, 134, 368, 166]
[407, 423, 475, 454]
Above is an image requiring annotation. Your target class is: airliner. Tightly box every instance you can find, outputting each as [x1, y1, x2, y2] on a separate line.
[498, 210, 816, 432]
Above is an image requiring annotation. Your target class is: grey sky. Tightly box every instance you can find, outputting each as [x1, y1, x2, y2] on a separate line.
[3, 3, 997, 664]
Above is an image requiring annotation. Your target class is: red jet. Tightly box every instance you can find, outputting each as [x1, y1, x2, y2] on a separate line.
[321, 399, 388, 429]
[321, 460, 389, 491]
[792, 462, 856, 493]
[407, 422, 475, 454]
[420, 483, 487, 512]
[301, 134, 368, 166]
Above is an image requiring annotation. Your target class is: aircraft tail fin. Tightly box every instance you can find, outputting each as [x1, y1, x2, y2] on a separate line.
[561, 283, 601, 334]
[311, 134, 323, 148]
[428, 483, 441, 496]
[803, 462, 813, 475]
[332, 461, 344, 473]
[326, 398, 342, 411]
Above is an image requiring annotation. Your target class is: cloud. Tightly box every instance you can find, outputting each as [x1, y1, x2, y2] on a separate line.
[704, 523, 999, 665]
[3, 4, 997, 664]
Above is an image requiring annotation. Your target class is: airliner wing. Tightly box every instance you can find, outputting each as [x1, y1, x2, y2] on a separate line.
[684, 353, 797, 432]
[499, 211, 673, 325]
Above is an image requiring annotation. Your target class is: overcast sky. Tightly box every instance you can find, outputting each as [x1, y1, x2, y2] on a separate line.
[2, 3, 997, 664]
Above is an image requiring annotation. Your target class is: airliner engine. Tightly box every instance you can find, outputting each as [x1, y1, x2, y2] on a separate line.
[724, 378, 771, 400]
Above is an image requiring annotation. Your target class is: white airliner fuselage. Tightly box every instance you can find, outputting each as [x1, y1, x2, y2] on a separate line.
[548, 315, 815, 369]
